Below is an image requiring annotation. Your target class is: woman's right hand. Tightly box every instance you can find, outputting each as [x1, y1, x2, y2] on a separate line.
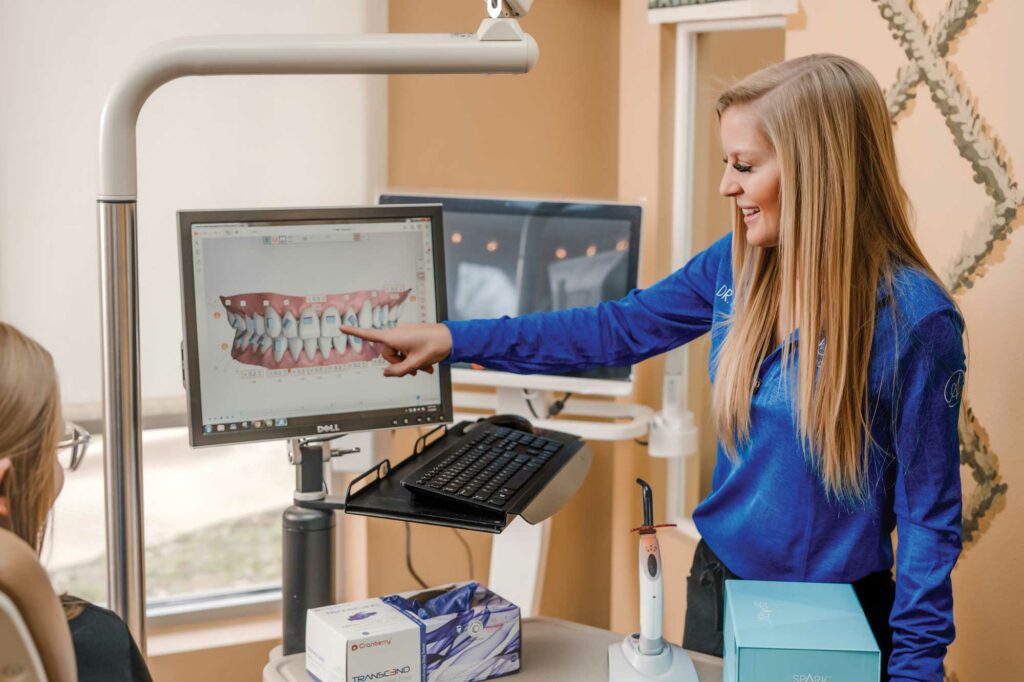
[340, 322, 453, 378]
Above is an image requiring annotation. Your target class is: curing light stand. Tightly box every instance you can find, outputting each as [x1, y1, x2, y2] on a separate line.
[608, 479, 698, 681]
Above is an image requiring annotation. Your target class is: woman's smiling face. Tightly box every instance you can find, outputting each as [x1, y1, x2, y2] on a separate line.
[718, 103, 782, 248]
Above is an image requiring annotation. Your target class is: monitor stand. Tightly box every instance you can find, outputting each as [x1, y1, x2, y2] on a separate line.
[280, 437, 358, 655]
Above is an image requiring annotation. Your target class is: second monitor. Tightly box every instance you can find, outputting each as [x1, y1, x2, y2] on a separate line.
[379, 193, 642, 396]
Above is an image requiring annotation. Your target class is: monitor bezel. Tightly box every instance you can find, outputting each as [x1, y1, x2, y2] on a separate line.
[178, 204, 454, 448]
[378, 192, 642, 397]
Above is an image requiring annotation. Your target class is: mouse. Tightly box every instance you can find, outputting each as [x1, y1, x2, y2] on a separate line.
[464, 413, 535, 434]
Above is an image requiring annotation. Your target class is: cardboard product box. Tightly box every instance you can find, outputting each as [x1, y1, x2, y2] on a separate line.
[306, 597, 422, 682]
[306, 582, 520, 682]
[723, 580, 881, 682]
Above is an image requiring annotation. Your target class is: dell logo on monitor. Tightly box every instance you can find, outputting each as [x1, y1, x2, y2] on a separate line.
[317, 424, 341, 434]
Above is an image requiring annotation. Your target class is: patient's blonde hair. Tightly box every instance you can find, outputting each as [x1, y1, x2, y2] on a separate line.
[712, 54, 955, 503]
[0, 322, 63, 546]
[0, 322, 82, 617]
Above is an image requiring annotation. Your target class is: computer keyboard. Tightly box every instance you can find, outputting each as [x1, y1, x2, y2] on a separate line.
[401, 424, 567, 513]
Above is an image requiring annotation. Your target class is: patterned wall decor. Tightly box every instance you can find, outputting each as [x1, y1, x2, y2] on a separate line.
[873, 0, 1013, 547]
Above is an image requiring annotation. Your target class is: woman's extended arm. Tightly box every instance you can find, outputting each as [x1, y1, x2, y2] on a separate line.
[345, 233, 732, 377]
[888, 307, 965, 681]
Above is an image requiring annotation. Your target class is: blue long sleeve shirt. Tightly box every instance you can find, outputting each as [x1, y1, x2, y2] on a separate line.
[443, 232, 964, 681]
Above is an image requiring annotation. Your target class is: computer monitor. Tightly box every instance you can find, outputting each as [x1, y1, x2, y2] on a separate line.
[379, 194, 642, 396]
[178, 205, 453, 447]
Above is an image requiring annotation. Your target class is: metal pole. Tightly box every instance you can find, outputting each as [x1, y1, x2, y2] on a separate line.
[96, 25, 538, 648]
[97, 201, 147, 644]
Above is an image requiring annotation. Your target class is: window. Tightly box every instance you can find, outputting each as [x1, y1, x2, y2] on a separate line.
[45, 427, 292, 613]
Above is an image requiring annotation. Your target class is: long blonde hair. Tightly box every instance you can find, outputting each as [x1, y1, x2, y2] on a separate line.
[0, 322, 83, 618]
[712, 54, 952, 503]
[0, 322, 63, 545]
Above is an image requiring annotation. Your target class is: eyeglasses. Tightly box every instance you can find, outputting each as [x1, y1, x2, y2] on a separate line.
[57, 421, 91, 471]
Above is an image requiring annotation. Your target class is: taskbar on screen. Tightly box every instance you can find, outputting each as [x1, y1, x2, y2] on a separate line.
[202, 403, 444, 436]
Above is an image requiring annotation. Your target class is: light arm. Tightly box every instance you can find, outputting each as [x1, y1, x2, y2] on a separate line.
[100, 25, 538, 199]
[97, 10, 538, 647]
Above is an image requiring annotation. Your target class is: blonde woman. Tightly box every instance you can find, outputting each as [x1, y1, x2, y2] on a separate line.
[346, 54, 964, 681]
[0, 322, 152, 682]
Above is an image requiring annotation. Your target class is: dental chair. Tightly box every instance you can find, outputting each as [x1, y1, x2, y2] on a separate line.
[0, 528, 77, 682]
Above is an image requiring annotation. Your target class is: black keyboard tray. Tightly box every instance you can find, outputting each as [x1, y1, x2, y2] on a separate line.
[342, 420, 589, 534]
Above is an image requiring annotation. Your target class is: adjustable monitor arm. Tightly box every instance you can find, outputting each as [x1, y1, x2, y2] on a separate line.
[281, 437, 358, 654]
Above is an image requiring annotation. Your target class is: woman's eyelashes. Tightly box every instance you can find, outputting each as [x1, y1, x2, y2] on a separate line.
[722, 158, 753, 173]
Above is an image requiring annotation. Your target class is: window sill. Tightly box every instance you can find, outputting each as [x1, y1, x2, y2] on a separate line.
[147, 611, 281, 658]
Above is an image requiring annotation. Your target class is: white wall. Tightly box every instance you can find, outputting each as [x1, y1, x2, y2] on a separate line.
[0, 0, 387, 410]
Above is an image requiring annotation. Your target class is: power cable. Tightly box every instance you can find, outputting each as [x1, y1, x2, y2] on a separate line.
[404, 522, 428, 589]
[522, 389, 540, 419]
[452, 529, 474, 581]
[547, 392, 573, 417]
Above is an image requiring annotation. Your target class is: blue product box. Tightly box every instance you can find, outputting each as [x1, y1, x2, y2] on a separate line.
[723, 580, 880, 682]
[382, 581, 521, 682]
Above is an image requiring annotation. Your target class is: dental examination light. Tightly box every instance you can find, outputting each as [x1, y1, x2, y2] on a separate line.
[608, 479, 698, 681]
[97, 1, 538, 647]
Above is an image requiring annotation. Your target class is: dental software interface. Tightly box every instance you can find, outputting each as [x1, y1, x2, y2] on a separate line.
[180, 207, 451, 446]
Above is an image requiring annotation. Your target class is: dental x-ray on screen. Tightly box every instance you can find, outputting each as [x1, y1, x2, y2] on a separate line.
[178, 205, 453, 447]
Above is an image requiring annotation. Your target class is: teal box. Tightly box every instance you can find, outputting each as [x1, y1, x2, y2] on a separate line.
[723, 580, 880, 682]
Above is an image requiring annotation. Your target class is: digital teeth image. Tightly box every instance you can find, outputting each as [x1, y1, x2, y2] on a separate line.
[219, 289, 412, 369]
[265, 306, 282, 337]
[272, 336, 287, 363]
[282, 311, 298, 338]
[344, 308, 361, 352]
[288, 337, 303, 362]
[358, 299, 373, 329]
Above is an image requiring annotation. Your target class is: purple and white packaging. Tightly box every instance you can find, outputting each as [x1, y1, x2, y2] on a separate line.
[306, 582, 520, 682]
[383, 581, 521, 681]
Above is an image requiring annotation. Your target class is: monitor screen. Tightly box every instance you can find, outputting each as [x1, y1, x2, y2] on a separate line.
[178, 205, 453, 447]
[379, 194, 642, 391]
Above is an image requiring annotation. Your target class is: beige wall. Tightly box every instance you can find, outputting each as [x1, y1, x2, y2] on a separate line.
[379, 0, 621, 629]
[148, 637, 276, 681]
[388, 0, 619, 199]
